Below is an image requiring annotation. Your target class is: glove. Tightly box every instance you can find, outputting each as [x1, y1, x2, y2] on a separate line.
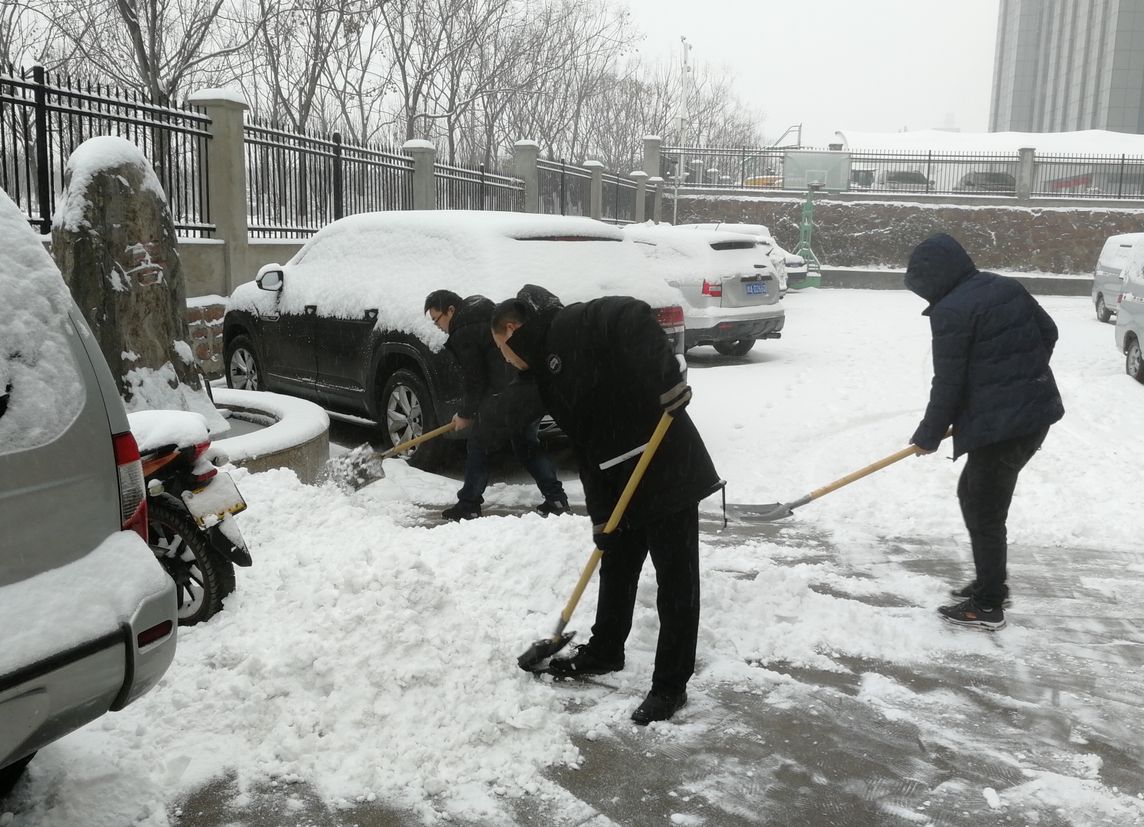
[661, 383, 692, 417]
[592, 530, 625, 554]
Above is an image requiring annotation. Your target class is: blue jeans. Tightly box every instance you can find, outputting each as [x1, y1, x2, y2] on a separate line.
[456, 418, 565, 508]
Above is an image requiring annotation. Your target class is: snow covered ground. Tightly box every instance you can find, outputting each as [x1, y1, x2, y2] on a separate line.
[5, 288, 1144, 827]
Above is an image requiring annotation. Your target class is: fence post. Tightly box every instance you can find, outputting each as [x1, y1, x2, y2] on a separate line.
[187, 90, 250, 296]
[643, 135, 661, 178]
[31, 66, 52, 232]
[1017, 146, 1035, 200]
[513, 140, 540, 213]
[403, 139, 436, 210]
[585, 160, 604, 220]
[631, 170, 648, 222]
[332, 132, 344, 220]
[650, 176, 664, 223]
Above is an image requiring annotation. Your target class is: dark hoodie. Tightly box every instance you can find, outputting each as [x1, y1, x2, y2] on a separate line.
[904, 234, 1064, 457]
[504, 285, 722, 529]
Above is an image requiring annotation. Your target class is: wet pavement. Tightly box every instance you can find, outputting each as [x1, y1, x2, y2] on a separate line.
[171, 439, 1144, 827]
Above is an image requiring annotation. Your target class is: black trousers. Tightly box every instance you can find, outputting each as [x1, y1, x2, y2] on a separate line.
[588, 504, 700, 695]
[957, 427, 1049, 607]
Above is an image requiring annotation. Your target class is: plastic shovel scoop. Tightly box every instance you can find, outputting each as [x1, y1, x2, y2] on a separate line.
[323, 422, 456, 492]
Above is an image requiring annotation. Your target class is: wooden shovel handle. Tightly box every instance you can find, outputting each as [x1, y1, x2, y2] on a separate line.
[381, 421, 456, 459]
[557, 412, 674, 627]
[807, 427, 953, 502]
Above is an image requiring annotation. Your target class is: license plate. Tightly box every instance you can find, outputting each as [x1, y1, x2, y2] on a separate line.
[745, 282, 767, 295]
[181, 472, 247, 529]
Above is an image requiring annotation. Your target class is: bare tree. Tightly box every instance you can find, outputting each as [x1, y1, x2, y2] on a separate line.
[32, 0, 264, 106]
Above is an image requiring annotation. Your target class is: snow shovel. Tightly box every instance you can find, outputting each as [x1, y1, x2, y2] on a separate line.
[325, 422, 457, 491]
[733, 428, 953, 522]
[518, 412, 674, 672]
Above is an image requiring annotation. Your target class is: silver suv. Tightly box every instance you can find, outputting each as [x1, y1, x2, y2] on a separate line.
[1093, 232, 1144, 323]
[0, 191, 178, 796]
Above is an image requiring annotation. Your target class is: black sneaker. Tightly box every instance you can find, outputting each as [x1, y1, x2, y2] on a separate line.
[631, 690, 688, 725]
[938, 598, 1006, 631]
[546, 645, 623, 678]
[950, 581, 1012, 608]
[536, 497, 571, 517]
[441, 503, 481, 522]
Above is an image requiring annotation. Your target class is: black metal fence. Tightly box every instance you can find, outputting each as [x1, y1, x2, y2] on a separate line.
[537, 159, 592, 217]
[435, 162, 523, 212]
[601, 170, 638, 224]
[244, 122, 414, 238]
[1, 67, 212, 234]
[661, 144, 1144, 199]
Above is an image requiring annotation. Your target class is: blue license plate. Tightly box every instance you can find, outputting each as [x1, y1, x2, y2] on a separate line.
[745, 282, 767, 295]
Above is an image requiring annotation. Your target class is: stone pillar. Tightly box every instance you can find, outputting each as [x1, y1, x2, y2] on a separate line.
[643, 135, 662, 178]
[631, 171, 649, 222]
[584, 161, 604, 220]
[187, 91, 249, 296]
[650, 176, 664, 223]
[1017, 146, 1036, 201]
[403, 139, 437, 210]
[514, 140, 540, 213]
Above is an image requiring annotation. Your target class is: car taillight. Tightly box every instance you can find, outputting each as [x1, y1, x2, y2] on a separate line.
[655, 305, 686, 334]
[701, 280, 723, 297]
[138, 620, 173, 648]
[114, 431, 148, 541]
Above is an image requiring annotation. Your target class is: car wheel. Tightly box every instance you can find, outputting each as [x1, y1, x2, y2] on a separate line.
[0, 753, 35, 800]
[225, 335, 264, 391]
[1096, 294, 1113, 323]
[713, 338, 756, 357]
[149, 497, 236, 626]
[1127, 337, 1144, 383]
[379, 368, 448, 471]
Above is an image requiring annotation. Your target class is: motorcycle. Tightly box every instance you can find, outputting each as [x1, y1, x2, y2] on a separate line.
[128, 410, 251, 626]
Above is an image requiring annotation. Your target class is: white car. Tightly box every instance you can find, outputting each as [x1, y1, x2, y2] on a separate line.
[1113, 235, 1144, 383]
[623, 223, 784, 357]
[1092, 232, 1144, 323]
[679, 222, 808, 293]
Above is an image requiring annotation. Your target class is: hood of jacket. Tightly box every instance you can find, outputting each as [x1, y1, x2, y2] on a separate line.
[904, 233, 978, 308]
[503, 284, 564, 370]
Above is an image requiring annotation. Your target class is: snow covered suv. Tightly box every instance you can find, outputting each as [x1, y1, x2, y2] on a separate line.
[0, 191, 178, 796]
[680, 222, 809, 292]
[624, 223, 785, 357]
[223, 211, 686, 469]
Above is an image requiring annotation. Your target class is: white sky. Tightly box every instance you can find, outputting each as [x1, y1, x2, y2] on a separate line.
[624, 0, 1001, 147]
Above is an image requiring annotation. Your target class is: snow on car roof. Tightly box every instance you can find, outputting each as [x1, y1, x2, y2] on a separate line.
[622, 223, 771, 282]
[232, 211, 681, 344]
[0, 189, 85, 454]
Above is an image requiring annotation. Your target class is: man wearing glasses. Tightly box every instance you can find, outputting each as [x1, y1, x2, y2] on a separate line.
[424, 290, 568, 521]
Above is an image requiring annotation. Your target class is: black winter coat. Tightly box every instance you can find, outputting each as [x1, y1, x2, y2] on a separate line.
[446, 295, 516, 419]
[505, 285, 722, 529]
[904, 234, 1064, 458]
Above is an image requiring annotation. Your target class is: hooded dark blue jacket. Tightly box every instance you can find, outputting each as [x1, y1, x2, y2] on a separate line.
[904, 234, 1064, 458]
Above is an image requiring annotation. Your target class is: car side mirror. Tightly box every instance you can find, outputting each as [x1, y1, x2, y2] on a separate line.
[257, 270, 284, 291]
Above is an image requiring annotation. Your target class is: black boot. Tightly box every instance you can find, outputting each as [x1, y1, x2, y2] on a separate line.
[546, 644, 623, 678]
[536, 496, 570, 517]
[442, 503, 481, 522]
[631, 689, 688, 724]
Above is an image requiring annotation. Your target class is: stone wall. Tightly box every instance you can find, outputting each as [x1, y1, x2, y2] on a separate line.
[673, 194, 1144, 274]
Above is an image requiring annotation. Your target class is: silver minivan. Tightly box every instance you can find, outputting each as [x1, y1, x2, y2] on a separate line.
[0, 191, 178, 795]
[1093, 232, 1144, 323]
[1115, 235, 1144, 383]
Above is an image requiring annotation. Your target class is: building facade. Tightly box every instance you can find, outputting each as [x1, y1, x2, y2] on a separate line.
[991, 0, 1144, 134]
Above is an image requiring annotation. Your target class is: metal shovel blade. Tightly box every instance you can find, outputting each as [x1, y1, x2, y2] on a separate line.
[726, 502, 795, 522]
[323, 442, 387, 492]
[517, 631, 576, 672]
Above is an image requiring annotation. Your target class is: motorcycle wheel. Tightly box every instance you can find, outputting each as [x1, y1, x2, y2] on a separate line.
[149, 497, 236, 626]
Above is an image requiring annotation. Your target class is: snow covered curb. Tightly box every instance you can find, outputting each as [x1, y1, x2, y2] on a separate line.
[210, 388, 330, 483]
